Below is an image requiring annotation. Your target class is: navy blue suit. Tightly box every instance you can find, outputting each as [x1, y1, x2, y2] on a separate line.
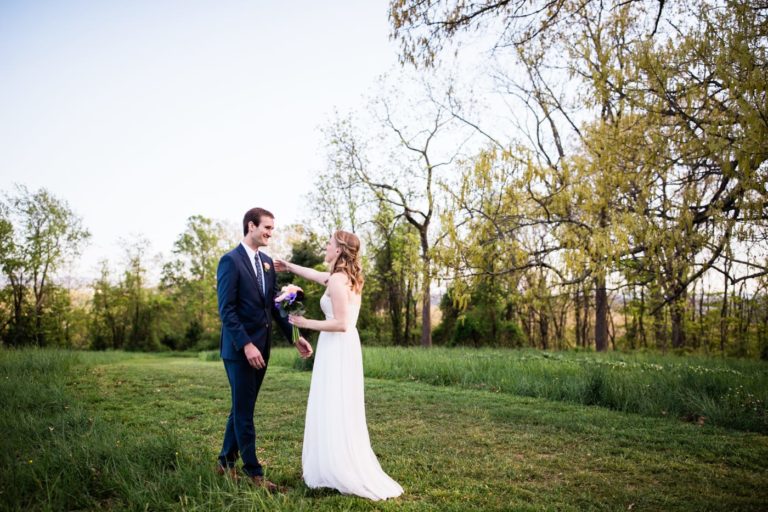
[216, 244, 292, 477]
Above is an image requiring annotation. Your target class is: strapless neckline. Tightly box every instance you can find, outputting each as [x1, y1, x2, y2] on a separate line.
[320, 293, 361, 327]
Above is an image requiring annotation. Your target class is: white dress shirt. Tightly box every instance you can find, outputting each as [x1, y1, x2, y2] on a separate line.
[240, 241, 265, 295]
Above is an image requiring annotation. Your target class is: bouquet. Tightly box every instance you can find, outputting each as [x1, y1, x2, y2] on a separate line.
[275, 284, 306, 343]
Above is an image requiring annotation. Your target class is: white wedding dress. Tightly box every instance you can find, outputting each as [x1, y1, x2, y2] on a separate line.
[302, 293, 403, 500]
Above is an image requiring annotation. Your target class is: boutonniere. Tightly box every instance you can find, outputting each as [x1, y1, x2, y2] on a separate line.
[263, 262, 271, 272]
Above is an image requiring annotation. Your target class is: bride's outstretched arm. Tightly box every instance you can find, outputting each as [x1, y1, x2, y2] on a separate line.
[274, 259, 330, 286]
[289, 273, 349, 332]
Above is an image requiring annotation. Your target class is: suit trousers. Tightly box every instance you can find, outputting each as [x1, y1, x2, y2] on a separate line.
[218, 357, 268, 477]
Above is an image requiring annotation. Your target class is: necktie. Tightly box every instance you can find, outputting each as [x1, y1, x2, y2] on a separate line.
[254, 254, 265, 296]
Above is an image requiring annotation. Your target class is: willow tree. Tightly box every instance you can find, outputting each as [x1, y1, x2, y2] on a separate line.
[439, 145, 538, 345]
[391, 0, 660, 350]
[390, 0, 768, 351]
[605, 0, 768, 348]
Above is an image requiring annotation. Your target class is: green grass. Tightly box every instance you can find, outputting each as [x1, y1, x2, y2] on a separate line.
[266, 347, 768, 433]
[2, 347, 767, 511]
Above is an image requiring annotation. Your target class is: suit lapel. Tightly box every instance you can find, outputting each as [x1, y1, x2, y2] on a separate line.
[262, 257, 272, 299]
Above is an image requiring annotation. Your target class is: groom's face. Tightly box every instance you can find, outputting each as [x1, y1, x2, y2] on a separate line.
[250, 217, 275, 248]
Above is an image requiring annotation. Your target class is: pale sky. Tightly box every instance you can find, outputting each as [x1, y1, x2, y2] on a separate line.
[0, 0, 401, 282]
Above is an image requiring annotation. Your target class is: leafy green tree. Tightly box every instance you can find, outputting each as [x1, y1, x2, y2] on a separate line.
[20, 282, 89, 349]
[391, 0, 656, 351]
[390, 0, 768, 353]
[89, 261, 127, 350]
[121, 237, 158, 351]
[160, 215, 230, 349]
[88, 237, 162, 351]
[626, 0, 768, 348]
[439, 146, 551, 348]
[367, 202, 421, 345]
[0, 185, 90, 346]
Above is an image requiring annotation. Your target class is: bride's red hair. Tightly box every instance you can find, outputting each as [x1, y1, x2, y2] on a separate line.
[331, 230, 364, 294]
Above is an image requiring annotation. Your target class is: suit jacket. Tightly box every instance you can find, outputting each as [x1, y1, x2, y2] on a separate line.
[217, 244, 292, 360]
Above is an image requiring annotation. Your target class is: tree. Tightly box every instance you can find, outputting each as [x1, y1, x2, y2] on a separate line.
[308, 119, 371, 235]
[390, 0, 768, 352]
[121, 237, 156, 351]
[279, 226, 326, 332]
[160, 215, 230, 349]
[89, 261, 127, 350]
[0, 185, 90, 346]
[630, 0, 768, 347]
[440, 145, 567, 348]
[368, 201, 422, 345]
[321, 75, 478, 347]
[390, 0, 667, 68]
[390, 0, 651, 350]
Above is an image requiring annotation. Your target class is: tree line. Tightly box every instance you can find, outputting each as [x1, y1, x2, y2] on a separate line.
[0, 172, 765, 356]
[1, 0, 765, 356]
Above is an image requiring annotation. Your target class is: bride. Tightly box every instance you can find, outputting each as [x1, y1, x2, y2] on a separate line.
[274, 231, 403, 501]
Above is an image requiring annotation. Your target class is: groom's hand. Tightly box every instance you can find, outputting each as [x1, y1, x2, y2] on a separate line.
[244, 343, 266, 369]
[295, 337, 313, 359]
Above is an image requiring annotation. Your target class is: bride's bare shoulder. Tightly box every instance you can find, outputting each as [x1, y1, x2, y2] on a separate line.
[327, 272, 361, 302]
[327, 272, 350, 287]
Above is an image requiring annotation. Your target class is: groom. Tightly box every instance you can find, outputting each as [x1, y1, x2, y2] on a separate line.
[216, 207, 313, 491]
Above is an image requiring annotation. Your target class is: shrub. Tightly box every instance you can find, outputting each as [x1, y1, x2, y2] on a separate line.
[453, 312, 488, 347]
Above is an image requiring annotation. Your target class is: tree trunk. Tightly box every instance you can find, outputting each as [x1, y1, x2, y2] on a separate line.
[34, 308, 43, 347]
[419, 231, 432, 348]
[11, 280, 24, 344]
[574, 286, 583, 348]
[389, 289, 403, 345]
[539, 309, 549, 350]
[735, 281, 746, 355]
[388, 267, 404, 345]
[595, 274, 608, 351]
[623, 290, 633, 349]
[608, 303, 617, 350]
[420, 269, 432, 347]
[761, 299, 768, 360]
[638, 286, 647, 348]
[553, 301, 566, 349]
[652, 288, 667, 350]
[671, 298, 685, 349]
[688, 286, 698, 349]
[404, 280, 413, 345]
[583, 282, 591, 348]
[720, 269, 729, 354]
[698, 283, 707, 351]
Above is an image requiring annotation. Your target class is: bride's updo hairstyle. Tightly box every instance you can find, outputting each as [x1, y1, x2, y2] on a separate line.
[331, 230, 364, 294]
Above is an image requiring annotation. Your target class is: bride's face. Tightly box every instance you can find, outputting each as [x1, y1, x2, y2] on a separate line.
[325, 237, 340, 264]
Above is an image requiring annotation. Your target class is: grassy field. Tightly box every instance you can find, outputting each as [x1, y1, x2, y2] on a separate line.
[266, 347, 768, 434]
[1, 347, 767, 511]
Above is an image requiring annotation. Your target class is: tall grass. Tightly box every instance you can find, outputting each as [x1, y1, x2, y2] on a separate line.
[0, 349, 218, 511]
[4, 349, 768, 511]
[266, 347, 768, 433]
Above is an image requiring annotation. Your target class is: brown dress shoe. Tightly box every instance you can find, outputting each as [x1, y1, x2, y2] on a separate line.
[215, 465, 239, 480]
[249, 476, 287, 493]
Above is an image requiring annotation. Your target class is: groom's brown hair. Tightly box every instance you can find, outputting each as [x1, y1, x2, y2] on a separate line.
[243, 207, 274, 235]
